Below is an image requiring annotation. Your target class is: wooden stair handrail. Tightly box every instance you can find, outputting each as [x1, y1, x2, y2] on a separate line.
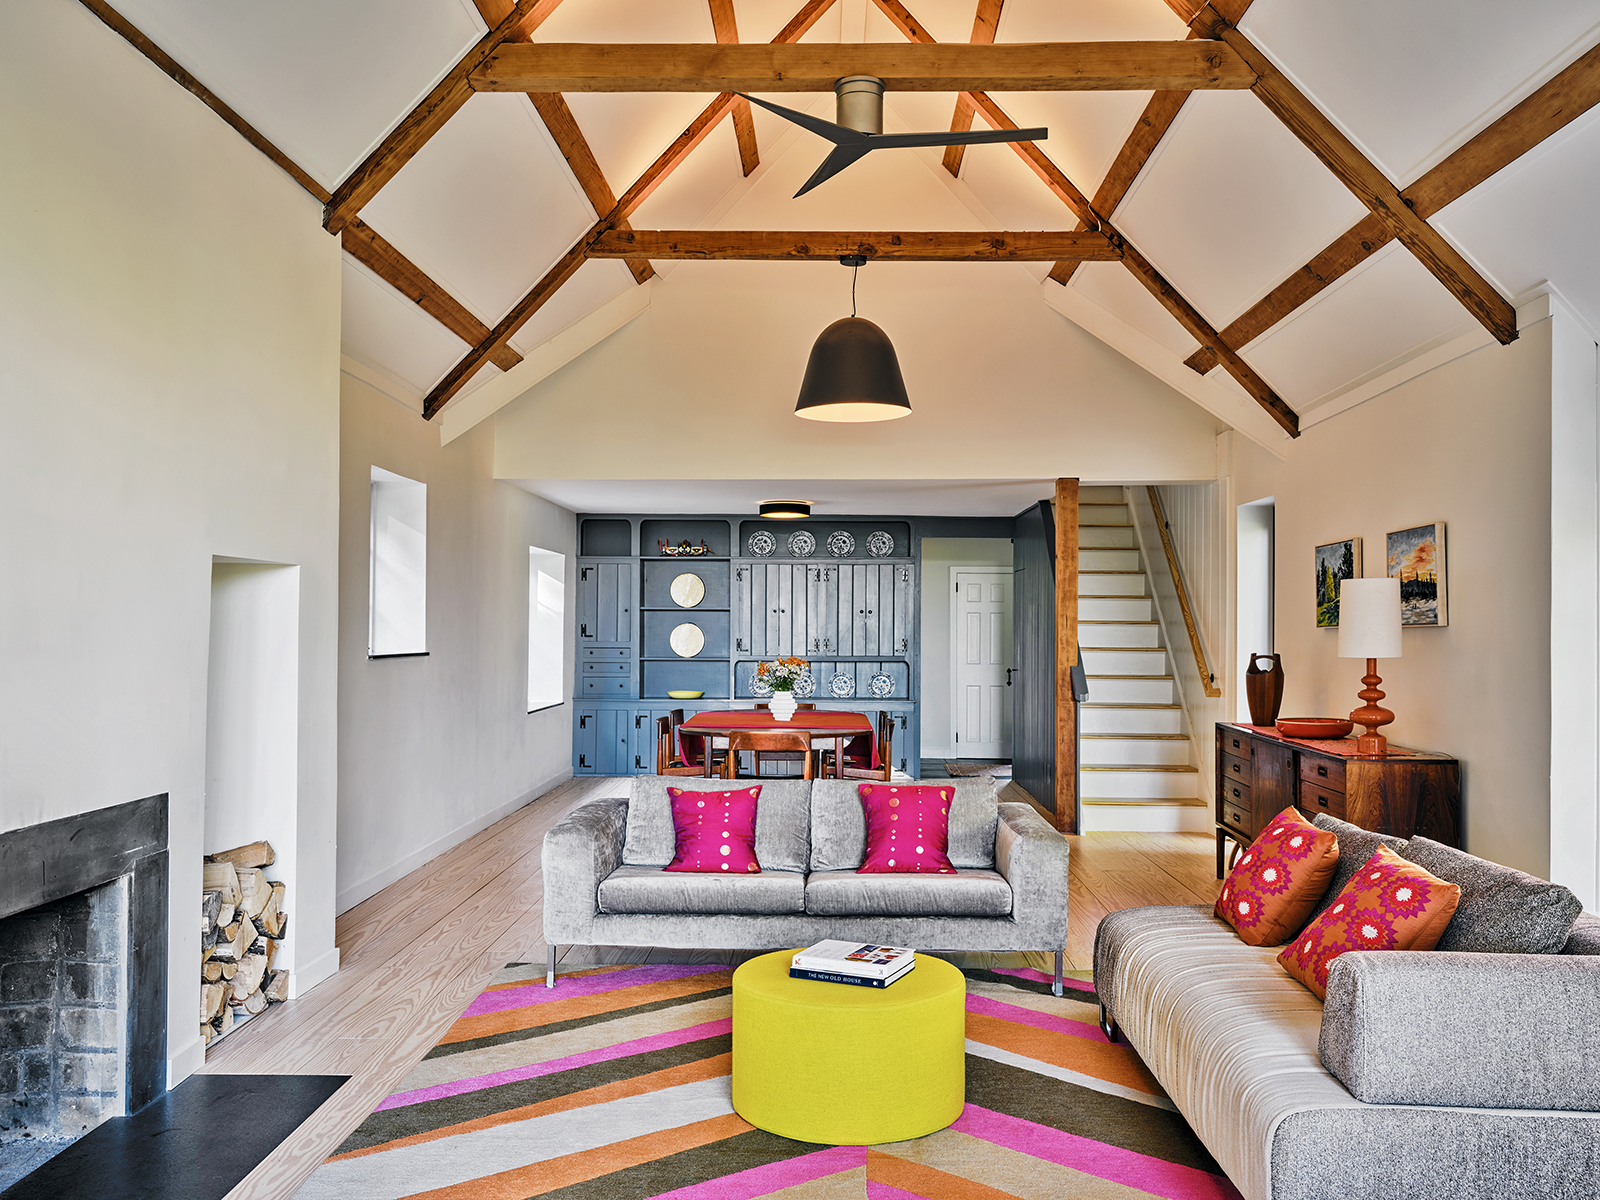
[1146, 486, 1223, 699]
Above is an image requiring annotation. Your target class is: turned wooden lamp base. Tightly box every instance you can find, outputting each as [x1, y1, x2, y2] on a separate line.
[1349, 657, 1395, 755]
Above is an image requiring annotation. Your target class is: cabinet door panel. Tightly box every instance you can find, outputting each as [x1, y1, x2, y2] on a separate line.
[593, 563, 634, 645]
[595, 709, 629, 775]
[834, 566, 856, 656]
[575, 710, 598, 772]
[892, 564, 915, 656]
[577, 566, 599, 644]
[732, 565, 752, 657]
[1251, 740, 1296, 836]
[776, 566, 794, 656]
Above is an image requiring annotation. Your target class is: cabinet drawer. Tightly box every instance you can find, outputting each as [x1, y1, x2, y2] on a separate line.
[1222, 729, 1253, 759]
[1220, 782, 1251, 832]
[1299, 756, 1346, 792]
[582, 647, 631, 661]
[1301, 785, 1346, 820]
[581, 677, 631, 696]
[582, 661, 630, 676]
[1221, 752, 1252, 786]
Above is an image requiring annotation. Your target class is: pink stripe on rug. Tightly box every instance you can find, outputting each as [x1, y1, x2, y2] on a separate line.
[990, 967, 1096, 995]
[965, 994, 1109, 1043]
[649, 1145, 867, 1200]
[460, 964, 727, 1018]
[955, 1105, 1242, 1200]
[865, 1182, 925, 1199]
[375, 1018, 732, 1111]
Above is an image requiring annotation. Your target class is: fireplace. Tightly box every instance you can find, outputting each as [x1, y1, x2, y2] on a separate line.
[0, 796, 167, 1183]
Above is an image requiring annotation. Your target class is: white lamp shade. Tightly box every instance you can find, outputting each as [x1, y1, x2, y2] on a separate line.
[1337, 577, 1402, 659]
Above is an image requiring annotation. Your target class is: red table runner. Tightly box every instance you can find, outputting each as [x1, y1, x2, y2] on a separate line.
[678, 710, 878, 769]
[1239, 725, 1418, 758]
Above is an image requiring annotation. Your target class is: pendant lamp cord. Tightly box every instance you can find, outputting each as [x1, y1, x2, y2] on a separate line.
[851, 261, 858, 318]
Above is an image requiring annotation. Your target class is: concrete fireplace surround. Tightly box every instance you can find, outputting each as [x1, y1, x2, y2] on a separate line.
[0, 796, 168, 1158]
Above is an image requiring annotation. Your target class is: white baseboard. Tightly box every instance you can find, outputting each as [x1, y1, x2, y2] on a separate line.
[291, 945, 342, 998]
[1079, 803, 1212, 834]
[335, 769, 574, 915]
[167, 1035, 206, 1089]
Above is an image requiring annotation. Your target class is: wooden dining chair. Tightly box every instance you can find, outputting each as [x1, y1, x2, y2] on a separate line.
[752, 702, 816, 710]
[822, 711, 894, 782]
[724, 731, 814, 780]
[656, 715, 708, 777]
[749, 702, 818, 773]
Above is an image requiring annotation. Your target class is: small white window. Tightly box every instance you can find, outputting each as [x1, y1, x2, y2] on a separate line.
[369, 467, 427, 657]
[528, 547, 566, 712]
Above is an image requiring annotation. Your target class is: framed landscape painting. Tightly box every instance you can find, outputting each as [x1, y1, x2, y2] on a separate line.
[1388, 522, 1447, 627]
[1315, 538, 1362, 627]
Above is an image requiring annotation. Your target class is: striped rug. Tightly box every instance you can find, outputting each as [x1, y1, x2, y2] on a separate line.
[295, 962, 1241, 1200]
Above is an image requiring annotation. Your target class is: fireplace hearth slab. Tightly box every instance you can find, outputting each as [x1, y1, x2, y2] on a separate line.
[0, 1074, 347, 1200]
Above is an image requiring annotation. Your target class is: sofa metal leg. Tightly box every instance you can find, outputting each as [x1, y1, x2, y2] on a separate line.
[1053, 950, 1064, 998]
[1099, 1002, 1116, 1042]
[547, 944, 557, 988]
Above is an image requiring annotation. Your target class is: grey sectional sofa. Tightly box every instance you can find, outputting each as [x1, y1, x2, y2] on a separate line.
[542, 775, 1072, 992]
[1094, 814, 1600, 1200]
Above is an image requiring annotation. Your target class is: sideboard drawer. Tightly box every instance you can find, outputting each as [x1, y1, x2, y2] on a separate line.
[1222, 729, 1253, 759]
[581, 677, 631, 696]
[1301, 785, 1347, 820]
[581, 647, 632, 661]
[1221, 752, 1252, 786]
[1220, 781, 1252, 832]
[1299, 756, 1346, 792]
[582, 661, 630, 676]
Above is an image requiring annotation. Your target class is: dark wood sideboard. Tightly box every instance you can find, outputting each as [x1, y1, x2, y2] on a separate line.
[1214, 723, 1460, 878]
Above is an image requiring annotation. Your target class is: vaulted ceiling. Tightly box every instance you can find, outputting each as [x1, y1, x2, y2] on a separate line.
[95, 0, 1600, 452]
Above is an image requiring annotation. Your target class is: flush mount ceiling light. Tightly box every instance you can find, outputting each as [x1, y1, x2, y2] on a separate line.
[759, 500, 812, 519]
[794, 258, 912, 424]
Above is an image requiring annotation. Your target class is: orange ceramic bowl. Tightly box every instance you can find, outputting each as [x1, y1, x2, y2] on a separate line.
[1275, 717, 1354, 739]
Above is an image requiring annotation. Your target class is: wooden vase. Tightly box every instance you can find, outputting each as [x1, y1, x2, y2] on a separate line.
[1245, 653, 1284, 726]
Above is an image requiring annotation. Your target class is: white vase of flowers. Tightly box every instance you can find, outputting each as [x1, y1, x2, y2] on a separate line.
[756, 657, 809, 722]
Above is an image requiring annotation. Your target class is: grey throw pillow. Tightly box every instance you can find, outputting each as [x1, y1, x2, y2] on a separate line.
[1401, 836, 1583, 954]
[1309, 814, 1409, 921]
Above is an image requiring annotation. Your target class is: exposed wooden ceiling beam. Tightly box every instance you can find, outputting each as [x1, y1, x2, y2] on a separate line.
[341, 220, 524, 372]
[421, 0, 842, 419]
[587, 229, 1121, 261]
[1210, 17, 1516, 343]
[469, 41, 1258, 94]
[323, 0, 563, 234]
[709, 0, 761, 176]
[941, 0, 1004, 179]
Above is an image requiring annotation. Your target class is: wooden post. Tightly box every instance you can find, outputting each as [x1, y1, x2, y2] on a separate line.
[1054, 478, 1079, 833]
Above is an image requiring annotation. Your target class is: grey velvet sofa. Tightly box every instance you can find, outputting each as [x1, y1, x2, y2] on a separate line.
[1094, 815, 1600, 1200]
[543, 775, 1072, 992]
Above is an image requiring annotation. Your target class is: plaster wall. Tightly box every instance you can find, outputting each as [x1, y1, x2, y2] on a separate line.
[338, 375, 577, 913]
[920, 538, 1015, 760]
[0, 0, 341, 1085]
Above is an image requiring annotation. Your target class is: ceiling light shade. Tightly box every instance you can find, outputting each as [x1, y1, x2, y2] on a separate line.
[759, 500, 812, 519]
[794, 317, 912, 422]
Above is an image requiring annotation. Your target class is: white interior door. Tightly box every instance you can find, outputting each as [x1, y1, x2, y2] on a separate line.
[954, 571, 1013, 757]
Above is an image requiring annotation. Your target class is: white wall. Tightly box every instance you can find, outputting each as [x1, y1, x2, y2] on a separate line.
[337, 374, 577, 912]
[1237, 499, 1276, 724]
[920, 538, 1014, 760]
[0, 0, 341, 1086]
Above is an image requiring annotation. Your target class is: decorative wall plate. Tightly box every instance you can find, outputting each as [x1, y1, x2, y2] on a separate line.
[827, 530, 856, 557]
[749, 674, 774, 697]
[867, 672, 895, 698]
[669, 572, 706, 607]
[787, 529, 816, 557]
[794, 669, 816, 698]
[747, 530, 777, 557]
[866, 531, 895, 558]
[828, 671, 856, 698]
[669, 623, 705, 658]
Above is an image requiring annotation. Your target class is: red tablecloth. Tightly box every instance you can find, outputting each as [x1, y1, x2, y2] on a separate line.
[678, 710, 878, 770]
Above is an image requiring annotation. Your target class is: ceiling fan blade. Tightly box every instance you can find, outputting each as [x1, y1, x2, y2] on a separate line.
[867, 126, 1048, 150]
[737, 93, 866, 146]
[793, 143, 874, 198]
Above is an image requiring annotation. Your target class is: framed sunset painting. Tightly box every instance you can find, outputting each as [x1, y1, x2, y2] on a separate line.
[1314, 538, 1361, 627]
[1387, 522, 1447, 627]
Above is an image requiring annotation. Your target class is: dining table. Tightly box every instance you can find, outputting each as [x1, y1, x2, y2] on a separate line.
[676, 709, 879, 775]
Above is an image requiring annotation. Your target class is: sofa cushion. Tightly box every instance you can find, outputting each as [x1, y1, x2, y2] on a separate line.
[1215, 807, 1340, 946]
[804, 869, 1012, 917]
[623, 776, 810, 872]
[597, 865, 805, 915]
[1401, 836, 1584, 954]
[1309, 813, 1408, 921]
[810, 778, 998, 872]
[858, 784, 956, 874]
[665, 785, 761, 874]
[1564, 912, 1600, 956]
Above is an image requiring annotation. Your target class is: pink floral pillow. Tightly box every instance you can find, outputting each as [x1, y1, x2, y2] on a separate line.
[857, 784, 956, 874]
[665, 785, 762, 873]
[1278, 845, 1460, 999]
[1214, 807, 1340, 946]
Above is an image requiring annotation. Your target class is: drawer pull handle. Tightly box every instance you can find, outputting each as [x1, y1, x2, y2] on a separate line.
[1231, 762, 1241, 773]
[1231, 787, 1241, 799]
[1232, 739, 1241, 749]
[1317, 765, 1328, 777]
[1317, 794, 1329, 807]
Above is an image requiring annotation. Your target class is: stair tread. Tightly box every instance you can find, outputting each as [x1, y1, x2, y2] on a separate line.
[1078, 620, 1158, 625]
[1081, 703, 1180, 709]
[1081, 570, 1146, 575]
[1081, 733, 1189, 740]
[1081, 764, 1198, 772]
[1087, 674, 1173, 680]
[1082, 798, 1209, 808]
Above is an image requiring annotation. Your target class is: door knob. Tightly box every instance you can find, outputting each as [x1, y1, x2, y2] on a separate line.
[1005, 668, 1015, 686]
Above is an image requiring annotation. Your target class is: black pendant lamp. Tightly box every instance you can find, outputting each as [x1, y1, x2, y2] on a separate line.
[794, 258, 912, 423]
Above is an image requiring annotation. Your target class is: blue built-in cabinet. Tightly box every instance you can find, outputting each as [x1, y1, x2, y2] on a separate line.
[572, 513, 937, 777]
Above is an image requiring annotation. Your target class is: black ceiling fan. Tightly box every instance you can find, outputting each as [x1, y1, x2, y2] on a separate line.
[739, 76, 1047, 198]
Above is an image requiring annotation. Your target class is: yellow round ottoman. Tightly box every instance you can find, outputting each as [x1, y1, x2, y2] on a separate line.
[730, 950, 965, 1145]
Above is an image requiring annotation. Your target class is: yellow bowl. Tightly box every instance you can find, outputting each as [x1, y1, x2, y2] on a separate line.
[667, 690, 705, 699]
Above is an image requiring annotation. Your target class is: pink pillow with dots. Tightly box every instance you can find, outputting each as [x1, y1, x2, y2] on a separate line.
[857, 784, 956, 874]
[664, 785, 762, 874]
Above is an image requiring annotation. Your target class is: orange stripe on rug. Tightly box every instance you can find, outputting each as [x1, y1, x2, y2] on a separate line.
[965, 1013, 1163, 1095]
[439, 971, 734, 1044]
[327, 1054, 732, 1163]
[398, 1112, 752, 1200]
[867, 1148, 1020, 1199]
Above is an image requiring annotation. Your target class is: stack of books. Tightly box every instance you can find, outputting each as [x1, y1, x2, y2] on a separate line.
[790, 941, 916, 988]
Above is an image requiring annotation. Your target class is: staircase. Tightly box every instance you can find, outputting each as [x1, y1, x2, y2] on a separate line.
[1076, 486, 1209, 833]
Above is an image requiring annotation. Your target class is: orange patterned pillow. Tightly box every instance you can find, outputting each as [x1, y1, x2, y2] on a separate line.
[1278, 845, 1461, 999]
[1215, 807, 1340, 946]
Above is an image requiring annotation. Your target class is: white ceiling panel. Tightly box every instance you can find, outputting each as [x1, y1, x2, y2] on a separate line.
[507, 258, 640, 354]
[1002, 0, 1185, 42]
[942, 135, 1083, 231]
[113, 0, 484, 189]
[1242, 0, 1600, 186]
[1114, 90, 1368, 328]
[533, 0, 714, 41]
[341, 258, 470, 395]
[566, 92, 729, 197]
[1067, 263, 1201, 359]
[1432, 106, 1600, 338]
[358, 93, 596, 324]
[629, 120, 751, 229]
[1241, 243, 1477, 405]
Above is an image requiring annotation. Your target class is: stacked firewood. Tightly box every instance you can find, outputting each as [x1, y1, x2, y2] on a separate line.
[200, 840, 290, 1045]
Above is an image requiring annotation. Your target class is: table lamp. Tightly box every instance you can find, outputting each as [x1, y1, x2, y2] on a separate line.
[1337, 577, 1403, 754]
